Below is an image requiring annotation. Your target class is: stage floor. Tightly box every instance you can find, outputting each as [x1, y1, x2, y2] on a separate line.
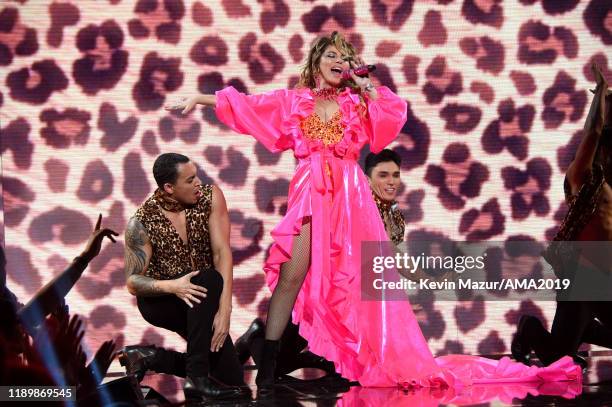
[103, 352, 612, 406]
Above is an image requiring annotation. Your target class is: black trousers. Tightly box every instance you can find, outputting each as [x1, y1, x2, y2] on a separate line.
[523, 301, 612, 365]
[137, 268, 244, 385]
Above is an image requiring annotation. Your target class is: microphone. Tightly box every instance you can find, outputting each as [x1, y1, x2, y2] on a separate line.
[341, 64, 376, 80]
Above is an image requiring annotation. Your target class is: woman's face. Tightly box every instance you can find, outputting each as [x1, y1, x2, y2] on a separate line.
[368, 161, 401, 202]
[316, 45, 350, 88]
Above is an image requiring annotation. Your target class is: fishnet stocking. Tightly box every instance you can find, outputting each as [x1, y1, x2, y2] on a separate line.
[264, 218, 312, 340]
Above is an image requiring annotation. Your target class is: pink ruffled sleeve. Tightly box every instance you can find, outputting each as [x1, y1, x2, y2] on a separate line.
[363, 86, 407, 153]
[215, 86, 293, 153]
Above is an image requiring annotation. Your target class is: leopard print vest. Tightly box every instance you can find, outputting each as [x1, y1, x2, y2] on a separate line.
[134, 185, 214, 280]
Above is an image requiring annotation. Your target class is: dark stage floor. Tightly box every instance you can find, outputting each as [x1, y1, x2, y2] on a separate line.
[103, 352, 612, 406]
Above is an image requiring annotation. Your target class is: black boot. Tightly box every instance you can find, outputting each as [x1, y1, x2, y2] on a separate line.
[511, 315, 532, 365]
[256, 339, 280, 396]
[183, 376, 243, 401]
[234, 318, 265, 364]
[278, 351, 336, 376]
[118, 345, 157, 382]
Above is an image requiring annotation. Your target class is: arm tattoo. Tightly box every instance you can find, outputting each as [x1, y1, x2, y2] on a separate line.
[125, 218, 163, 296]
[125, 217, 148, 277]
[129, 275, 163, 296]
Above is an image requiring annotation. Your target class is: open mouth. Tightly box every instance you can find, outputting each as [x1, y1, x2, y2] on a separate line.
[384, 188, 396, 195]
[331, 67, 343, 75]
[195, 189, 202, 198]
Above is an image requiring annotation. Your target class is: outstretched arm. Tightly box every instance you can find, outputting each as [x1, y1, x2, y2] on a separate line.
[19, 214, 118, 331]
[167, 86, 293, 153]
[566, 63, 608, 195]
[164, 95, 216, 114]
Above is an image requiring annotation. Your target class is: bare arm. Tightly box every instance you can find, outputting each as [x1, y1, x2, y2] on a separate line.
[208, 185, 234, 351]
[125, 217, 165, 296]
[164, 94, 216, 114]
[209, 186, 233, 312]
[567, 64, 608, 195]
[19, 214, 118, 331]
[19, 258, 88, 331]
[194, 95, 216, 107]
[125, 217, 209, 305]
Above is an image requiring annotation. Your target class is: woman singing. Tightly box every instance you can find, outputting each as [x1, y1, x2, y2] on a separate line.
[167, 32, 579, 391]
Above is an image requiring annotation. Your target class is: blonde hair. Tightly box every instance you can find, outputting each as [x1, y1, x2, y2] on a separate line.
[297, 32, 358, 89]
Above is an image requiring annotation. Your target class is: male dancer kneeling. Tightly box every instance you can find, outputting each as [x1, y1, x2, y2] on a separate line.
[120, 153, 246, 401]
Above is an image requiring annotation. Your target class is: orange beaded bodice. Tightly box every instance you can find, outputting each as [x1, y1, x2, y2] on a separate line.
[300, 110, 344, 146]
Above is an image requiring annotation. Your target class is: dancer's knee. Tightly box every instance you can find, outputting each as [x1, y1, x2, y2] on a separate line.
[190, 268, 224, 292]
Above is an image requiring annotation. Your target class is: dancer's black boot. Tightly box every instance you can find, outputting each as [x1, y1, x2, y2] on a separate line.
[256, 339, 280, 397]
[511, 315, 532, 365]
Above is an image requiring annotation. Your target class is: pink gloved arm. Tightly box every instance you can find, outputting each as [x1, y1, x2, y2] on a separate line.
[215, 86, 293, 152]
[363, 86, 408, 153]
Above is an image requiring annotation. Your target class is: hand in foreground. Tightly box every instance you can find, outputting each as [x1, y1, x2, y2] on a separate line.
[80, 214, 118, 263]
[164, 96, 199, 114]
[168, 270, 208, 307]
[87, 339, 117, 384]
[49, 314, 87, 385]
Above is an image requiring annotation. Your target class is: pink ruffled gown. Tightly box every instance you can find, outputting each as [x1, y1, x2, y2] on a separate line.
[215, 86, 580, 388]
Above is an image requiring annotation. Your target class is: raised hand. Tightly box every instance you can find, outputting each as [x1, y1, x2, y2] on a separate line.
[42, 314, 88, 385]
[168, 270, 208, 307]
[348, 56, 374, 91]
[592, 63, 608, 89]
[86, 339, 117, 385]
[164, 96, 198, 114]
[80, 214, 118, 263]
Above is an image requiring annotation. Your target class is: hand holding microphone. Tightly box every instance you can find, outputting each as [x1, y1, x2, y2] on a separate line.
[342, 56, 377, 96]
[341, 64, 376, 80]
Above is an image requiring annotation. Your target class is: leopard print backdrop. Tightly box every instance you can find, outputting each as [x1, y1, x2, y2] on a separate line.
[2, 0, 611, 397]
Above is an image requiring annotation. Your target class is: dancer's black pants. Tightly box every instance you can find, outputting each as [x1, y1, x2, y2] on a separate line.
[523, 301, 612, 365]
[137, 268, 244, 385]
